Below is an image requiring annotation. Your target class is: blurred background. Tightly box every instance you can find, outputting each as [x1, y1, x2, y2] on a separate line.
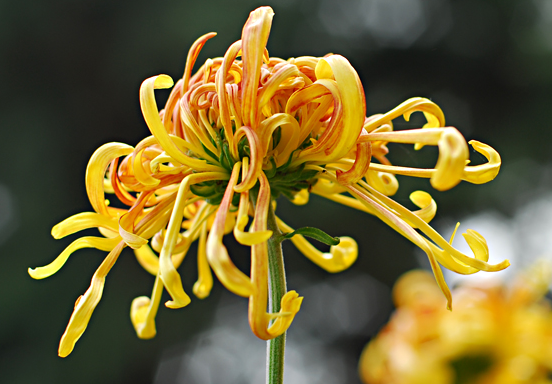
[2, 0, 552, 383]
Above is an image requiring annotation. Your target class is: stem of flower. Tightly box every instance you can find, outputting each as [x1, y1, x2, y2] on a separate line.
[266, 199, 287, 384]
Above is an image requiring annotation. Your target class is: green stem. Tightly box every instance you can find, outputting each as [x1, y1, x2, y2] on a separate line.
[266, 199, 287, 384]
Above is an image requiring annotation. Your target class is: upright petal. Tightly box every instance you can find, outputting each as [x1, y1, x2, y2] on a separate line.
[241, 6, 274, 129]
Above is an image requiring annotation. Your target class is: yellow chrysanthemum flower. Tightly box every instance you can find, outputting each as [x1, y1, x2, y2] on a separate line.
[29, 6, 508, 357]
[359, 265, 552, 384]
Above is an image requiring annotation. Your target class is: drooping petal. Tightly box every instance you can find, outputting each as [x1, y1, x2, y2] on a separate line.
[207, 162, 254, 297]
[192, 221, 213, 299]
[249, 172, 303, 339]
[346, 184, 453, 309]
[159, 172, 229, 308]
[58, 241, 126, 357]
[233, 158, 273, 245]
[336, 142, 372, 186]
[130, 272, 164, 339]
[28, 236, 121, 279]
[359, 179, 510, 273]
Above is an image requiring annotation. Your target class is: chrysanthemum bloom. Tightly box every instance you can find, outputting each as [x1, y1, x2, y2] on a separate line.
[29, 6, 508, 357]
[359, 265, 552, 384]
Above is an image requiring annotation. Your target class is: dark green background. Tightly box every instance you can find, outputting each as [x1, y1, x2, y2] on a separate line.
[1, 0, 550, 383]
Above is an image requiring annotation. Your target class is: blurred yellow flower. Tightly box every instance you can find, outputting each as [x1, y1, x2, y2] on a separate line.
[359, 265, 552, 384]
[29, 6, 508, 357]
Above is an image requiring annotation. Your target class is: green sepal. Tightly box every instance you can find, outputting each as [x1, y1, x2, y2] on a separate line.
[281, 226, 340, 246]
[264, 157, 278, 179]
[272, 126, 282, 150]
[190, 183, 216, 197]
[202, 143, 219, 162]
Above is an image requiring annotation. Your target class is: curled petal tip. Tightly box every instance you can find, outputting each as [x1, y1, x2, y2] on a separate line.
[281, 290, 303, 314]
[462, 229, 489, 262]
[430, 128, 468, 191]
[130, 296, 157, 339]
[27, 267, 39, 279]
[462, 140, 501, 184]
[164, 296, 191, 309]
[366, 171, 398, 196]
[291, 189, 309, 205]
[192, 281, 211, 300]
[325, 236, 358, 273]
[409, 191, 437, 224]
[153, 74, 174, 89]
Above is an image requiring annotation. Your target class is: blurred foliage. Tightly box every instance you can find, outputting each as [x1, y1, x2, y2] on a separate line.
[1, 0, 551, 383]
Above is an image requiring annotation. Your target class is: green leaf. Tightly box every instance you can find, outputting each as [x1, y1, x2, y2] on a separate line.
[282, 227, 340, 246]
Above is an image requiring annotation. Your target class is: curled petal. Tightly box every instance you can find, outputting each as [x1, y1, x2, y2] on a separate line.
[118, 192, 152, 249]
[182, 32, 217, 94]
[180, 94, 219, 155]
[119, 215, 148, 250]
[141, 75, 220, 171]
[313, 55, 366, 160]
[86, 143, 134, 216]
[277, 218, 358, 273]
[234, 209, 273, 246]
[293, 55, 365, 165]
[364, 97, 445, 134]
[336, 142, 372, 186]
[131, 136, 162, 187]
[366, 170, 398, 196]
[462, 229, 489, 262]
[410, 191, 437, 225]
[462, 140, 501, 184]
[28, 236, 121, 280]
[233, 126, 263, 193]
[258, 64, 301, 115]
[431, 128, 469, 191]
[216, 40, 242, 144]
[58, 241, 125, 357]
[257, 113, 301, 167]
